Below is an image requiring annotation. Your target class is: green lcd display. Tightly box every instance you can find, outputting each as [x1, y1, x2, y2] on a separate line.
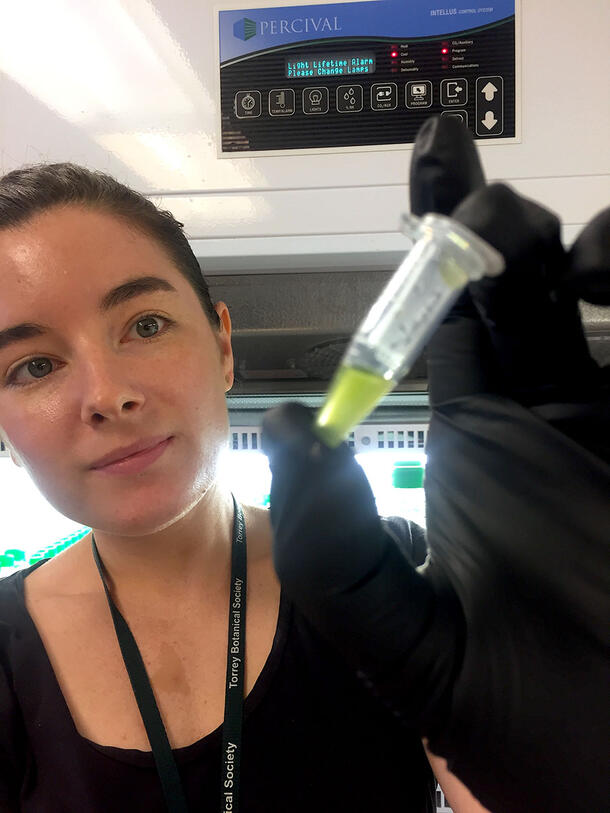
[285, 52, 376, 79]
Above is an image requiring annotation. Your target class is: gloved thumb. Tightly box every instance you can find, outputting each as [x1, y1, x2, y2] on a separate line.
[410, 115, 486, 217]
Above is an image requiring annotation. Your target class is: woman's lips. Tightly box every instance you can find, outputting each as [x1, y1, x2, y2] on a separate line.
[91, 437, 173, 475]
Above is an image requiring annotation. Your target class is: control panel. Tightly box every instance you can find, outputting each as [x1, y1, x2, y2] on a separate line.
[218, 0, 517, 155]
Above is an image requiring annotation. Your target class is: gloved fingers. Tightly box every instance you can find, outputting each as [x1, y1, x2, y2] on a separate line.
[262, 402, 327, 543]
[453, 182, 563, 273]
[426, 291, 502, 406]
[409, 116, 500, 402]
[410, 115, 486, 217]
[425, 394, 610, 640]
[261, 400, 319, 462]
[451, 183, 599, 404]
[563, 207, 610, 305]
[262, 402, 388, 595]
[261, 401, 355, 495]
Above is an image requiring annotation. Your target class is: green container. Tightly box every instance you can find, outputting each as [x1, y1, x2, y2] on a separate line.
[0, 553, 16, 576]
[57, 528, 91, 548]
[42, 546, 57, 558]
[4, 548, 25, 562]
[392, 461, 425, 489]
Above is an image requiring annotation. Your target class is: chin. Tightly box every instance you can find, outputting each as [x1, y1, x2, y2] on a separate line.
[78, 476, 217, 538]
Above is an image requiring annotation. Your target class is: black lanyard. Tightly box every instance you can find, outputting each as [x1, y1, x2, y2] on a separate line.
[91, 495, 247, 813]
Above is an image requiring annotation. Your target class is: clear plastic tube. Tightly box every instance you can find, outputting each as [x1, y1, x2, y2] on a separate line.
[315, 213, 504, 447]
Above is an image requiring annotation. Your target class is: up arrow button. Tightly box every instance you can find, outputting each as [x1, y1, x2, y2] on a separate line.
[482, 82, 498, 101]
[476, 75, 503, 136]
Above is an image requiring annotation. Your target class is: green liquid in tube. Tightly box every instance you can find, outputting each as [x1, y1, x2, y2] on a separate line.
[315, 365, 395, 448]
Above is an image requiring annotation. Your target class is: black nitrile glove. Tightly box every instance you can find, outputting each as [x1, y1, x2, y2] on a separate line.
[262, 401, 457, 696]
[452, 183, 601, 406]
[408, 114, 486, 217]
[565, 207, 610, 305]
[417, 119, 610, 810]
[262, 116, 610, 813]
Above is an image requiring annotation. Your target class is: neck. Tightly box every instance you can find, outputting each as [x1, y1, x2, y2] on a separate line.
[89, 483, 236, 604]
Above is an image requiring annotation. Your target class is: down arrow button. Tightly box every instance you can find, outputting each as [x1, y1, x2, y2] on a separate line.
[482, 110, 498, 130]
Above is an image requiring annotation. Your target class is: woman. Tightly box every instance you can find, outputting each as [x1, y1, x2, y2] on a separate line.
[0, 164, 484, 812]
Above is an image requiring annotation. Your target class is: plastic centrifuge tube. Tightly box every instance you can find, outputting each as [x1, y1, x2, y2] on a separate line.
[315, 212, 505, 447]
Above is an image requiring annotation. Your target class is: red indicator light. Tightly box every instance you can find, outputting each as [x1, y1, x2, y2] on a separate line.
[391, 50, 399, 58]
[441, 47, 449, 54]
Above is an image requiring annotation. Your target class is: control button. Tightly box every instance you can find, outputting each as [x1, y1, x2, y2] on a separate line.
[336, 84, 363, 113]
[405, 80, 432, 108]
[441, 110, 468, 127]
[235, 90, 261, 119]
[269, 88, 295, 116]
[303, 86, 329, 115]
[371, 82, 398, 110]
[476, 76, 504, 136]
[440, 78, 468, 106]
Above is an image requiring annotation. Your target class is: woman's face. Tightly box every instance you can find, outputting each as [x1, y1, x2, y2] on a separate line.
[0, 205, 234, 535]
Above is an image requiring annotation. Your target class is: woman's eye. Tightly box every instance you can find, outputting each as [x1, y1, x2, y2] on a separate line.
[130, 313, 170, 340]
[5, 313, 174, 387]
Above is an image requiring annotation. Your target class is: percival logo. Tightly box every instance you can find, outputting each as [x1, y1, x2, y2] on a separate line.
[233, 16, 341, 40]
[233, 18, 257, 41]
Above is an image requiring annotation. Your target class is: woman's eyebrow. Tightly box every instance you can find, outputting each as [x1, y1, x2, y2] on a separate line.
[0, 275, 178, 354]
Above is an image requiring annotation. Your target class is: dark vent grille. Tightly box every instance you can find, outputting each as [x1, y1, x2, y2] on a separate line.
[229, 423, 429, 455]
[231, 430, 262, 451]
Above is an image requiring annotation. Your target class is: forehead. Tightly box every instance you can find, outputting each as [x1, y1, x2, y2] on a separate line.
[0, 205, 186, 315]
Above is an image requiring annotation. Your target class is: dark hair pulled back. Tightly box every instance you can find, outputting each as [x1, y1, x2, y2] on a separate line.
[0, 162, 220, 328]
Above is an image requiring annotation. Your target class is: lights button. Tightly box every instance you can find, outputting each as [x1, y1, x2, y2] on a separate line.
[303, 86, 329, 115]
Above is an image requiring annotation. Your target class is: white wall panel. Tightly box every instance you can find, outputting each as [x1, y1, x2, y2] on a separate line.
[162, 174, 609, 237]
[1, 0, 608, 264]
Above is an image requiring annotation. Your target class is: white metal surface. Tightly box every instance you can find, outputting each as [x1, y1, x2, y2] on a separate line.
[1, 0, 608, 267]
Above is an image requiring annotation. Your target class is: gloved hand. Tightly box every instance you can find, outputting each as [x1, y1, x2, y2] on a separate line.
[262, 116, 610, 813]
[416, 121, 610, 812]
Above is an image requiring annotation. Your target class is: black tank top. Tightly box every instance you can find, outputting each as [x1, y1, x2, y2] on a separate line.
[0, 520, 435, 813]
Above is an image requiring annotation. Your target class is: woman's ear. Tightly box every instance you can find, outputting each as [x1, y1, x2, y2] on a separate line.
[213, 301, 234, 392]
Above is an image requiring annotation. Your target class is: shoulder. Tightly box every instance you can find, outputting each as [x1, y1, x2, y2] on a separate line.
[0, 563, 46, 626]
[0, 563, 50, 677]
[381, 516, 428, 567]
[241, 503, 274, 562]
[0, 568, 43, 804]
[17, 537, 99, 605]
